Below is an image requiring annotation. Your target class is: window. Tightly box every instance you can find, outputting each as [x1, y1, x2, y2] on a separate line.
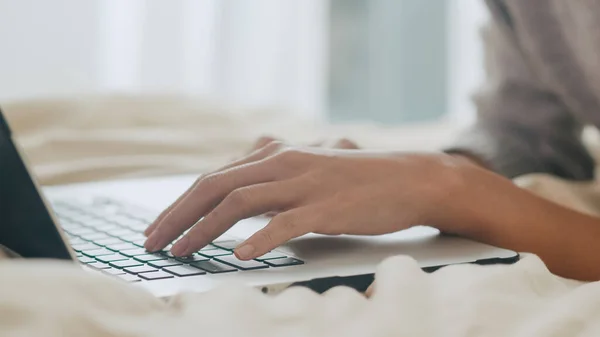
[328, 0, 488, 125]
[0, 0, 488, 126]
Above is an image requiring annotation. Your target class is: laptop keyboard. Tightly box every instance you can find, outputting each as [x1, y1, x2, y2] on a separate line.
[52, 198, 304, 282]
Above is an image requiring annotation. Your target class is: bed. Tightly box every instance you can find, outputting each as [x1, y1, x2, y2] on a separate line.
[2, 95, 599, 336]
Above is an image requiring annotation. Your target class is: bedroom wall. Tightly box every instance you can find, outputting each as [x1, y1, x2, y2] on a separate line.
[0, 0, 487, 126]
[0, 0, 103, 101]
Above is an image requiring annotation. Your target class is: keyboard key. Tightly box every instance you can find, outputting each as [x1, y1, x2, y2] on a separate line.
[160, 251, 174, 258]
[96, 254, 129, 263]
[131, 239, 147, 247]
[148, 259, 183, 268]
[60, 218, 82, 226]
[66, 227, 96, 236]
[138, 271, 174, 280]
[78, 256, 96, 264]
[215, 256, 269, 270]
[191, 260, 237, 274]
[73, 215, 97, 224]
[175, 255, 210, 264]
[119, 248, 149, 257]
[79, 232, 112, 241]
[134, 254, 166, 262]
[117, 274, 141, 282]
[104, 242, 137, 252]
[164, 265, 206, 277]
[63, 228, 84, 236]
[71, 242, 100, 251]
[87, 262, 111, 270]
[199, 244, 219, 252]
[68, 237, 86, 245]
[198, 248, 233, 258]
[128, 213, 156, 223]
[108, 228, 137, 237]
[124, 265, 158, 274]
[159, 250, 179, 258]
[116, 216, 145, 226]
[84, 219, 115, 228]
[212, 240, 241, 250]
[109, 259, 144, 269]
[255, 251, 287, 261]
[112, 215, 139, 226]
[94, 237, 126, 246]
[82, 248, 116, 257]
[119, 233, 147, 242]
[95, 224, 122, 233]
[125, 223, 149, 232]
[103, 268, 126, 276]
[264, 257, 304, 267]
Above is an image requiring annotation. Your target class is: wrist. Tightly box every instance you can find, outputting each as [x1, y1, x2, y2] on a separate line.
[422, 153, 484, 233]
[429, 153, 508, 236]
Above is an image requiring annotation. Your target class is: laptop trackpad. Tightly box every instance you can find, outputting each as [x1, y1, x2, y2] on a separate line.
[226, 218, 443, 263]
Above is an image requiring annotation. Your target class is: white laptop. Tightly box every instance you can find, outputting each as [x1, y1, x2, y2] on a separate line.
[0, 108, 519, 298]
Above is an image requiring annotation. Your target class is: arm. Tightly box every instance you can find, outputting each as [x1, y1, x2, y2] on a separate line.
[446, 162, 600, 281]
[446, 0, 595, 180]
[142, 1, 600, 281]
[143, 140, 600, 281]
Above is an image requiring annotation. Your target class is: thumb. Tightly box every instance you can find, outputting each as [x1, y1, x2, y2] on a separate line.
[234, 209, 309, 260]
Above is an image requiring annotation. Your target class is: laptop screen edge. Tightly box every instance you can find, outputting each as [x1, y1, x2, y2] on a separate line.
[0, 107, 77, 261]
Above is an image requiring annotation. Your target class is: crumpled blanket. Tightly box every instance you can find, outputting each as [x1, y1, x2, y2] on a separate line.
[2, 95, 456, 186]
[0, 255, 594, 337]
[3, 95, 600, 336]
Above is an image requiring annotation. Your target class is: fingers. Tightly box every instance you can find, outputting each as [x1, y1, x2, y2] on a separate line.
[144, 136, 356, 254]
[250, 136, 277, 153]
[170, 180, 303, 256]
[234, 206, 322, 260]
[308, 138, 359, 149]
[227, 140, 282, 171]
[332, 138, 359, 149]
[251, 136, 357, 154]
[144, 141, 284, 238]
[144, 180, 200, 236]
[144, 159, 278, 252]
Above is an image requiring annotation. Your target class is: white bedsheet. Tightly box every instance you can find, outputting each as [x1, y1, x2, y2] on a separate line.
[2, 95, 600, 336]
[1, 255, 595, 337]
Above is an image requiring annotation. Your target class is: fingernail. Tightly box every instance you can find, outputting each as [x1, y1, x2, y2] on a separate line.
[171, 237, 190, 256]
[235, 244, 255, 260]
[144, 232, 160, 252]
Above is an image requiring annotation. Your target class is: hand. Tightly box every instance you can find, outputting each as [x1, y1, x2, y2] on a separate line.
[249, 135, 360, 152]
[249, 136, 359, 217]
[143, 143, 470, 260]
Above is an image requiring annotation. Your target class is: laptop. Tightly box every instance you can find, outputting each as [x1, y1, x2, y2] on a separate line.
[0, 108, 519, 297]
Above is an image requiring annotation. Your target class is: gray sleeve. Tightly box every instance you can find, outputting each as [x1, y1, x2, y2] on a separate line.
[446, 0, 595, 180]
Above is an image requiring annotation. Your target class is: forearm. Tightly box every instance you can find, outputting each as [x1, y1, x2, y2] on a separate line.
[443, 164, 600, 281]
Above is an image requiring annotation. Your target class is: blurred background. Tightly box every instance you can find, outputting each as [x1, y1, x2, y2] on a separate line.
[0, 0, 488, 126]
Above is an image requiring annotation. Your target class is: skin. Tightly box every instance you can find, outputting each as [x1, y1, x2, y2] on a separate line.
[144, 136, 600, 283]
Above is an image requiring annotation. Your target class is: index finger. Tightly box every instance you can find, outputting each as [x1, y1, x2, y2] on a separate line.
[144, 159, 278, 252]
[144, 141, 282, 237]
[170, 179, 302, 256]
